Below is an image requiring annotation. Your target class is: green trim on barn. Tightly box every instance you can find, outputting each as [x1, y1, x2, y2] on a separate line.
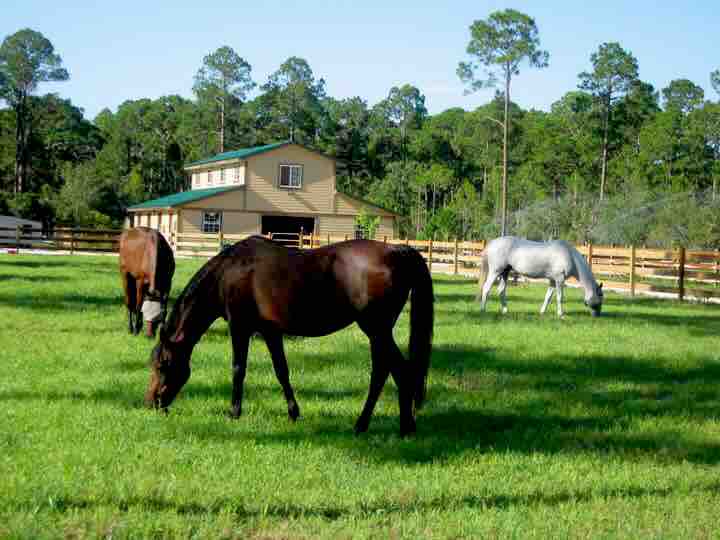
[184, 142, 290, 168]
[127, 186, 242, 210]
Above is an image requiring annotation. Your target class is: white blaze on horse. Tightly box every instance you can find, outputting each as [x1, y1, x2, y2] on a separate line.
[478, 236, 604, 317]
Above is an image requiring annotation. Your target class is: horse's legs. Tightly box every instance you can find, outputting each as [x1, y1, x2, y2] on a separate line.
[228, 325, 250, 418]
[497, 270, 510, 314]
[556, 278, 565, 317]
[540, 280, 555, 314]
[262, 330, 300, 421]
[134, 278, 144, 335]
[385, 336, 416, 436]
[354, 335, 391, 434]
[480, 270, 500, 311]
[123, 273, 135, 334]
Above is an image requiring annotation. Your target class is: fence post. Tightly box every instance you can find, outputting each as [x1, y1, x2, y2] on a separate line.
[299, 227, 304, 249]
[327, 233, 330, 246]
[629, 245, 636, 297]
[587, 243, 593, 271]
[218, 230, 224, 251]
[70, 228, 76, 255]
[678, 246, 686, 301]
[383, 236, 387, 244]
[453, 238, 459, 275]
[428, 238, 433, 273]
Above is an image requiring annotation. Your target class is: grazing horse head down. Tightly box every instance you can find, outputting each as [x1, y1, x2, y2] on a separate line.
[478, 236, 604, 317]
[145, 329, 191, 409]
[144, 235, 434, 436]
[118, 227, 175, 337]
[584, 282, 604, 317]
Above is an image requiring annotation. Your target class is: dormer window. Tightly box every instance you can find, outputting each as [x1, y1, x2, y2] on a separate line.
[279, 164, 303, 189]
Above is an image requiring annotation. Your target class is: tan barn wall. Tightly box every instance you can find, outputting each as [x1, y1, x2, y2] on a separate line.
[179, 209, 259, 237]
[317, 215, 356, 238]
[245, 145, 335, 214]
[180, 209, 203, 234]
[190, 162, 245, 190]
[182, 188, 245, 211]
[223, 212, 260, 236]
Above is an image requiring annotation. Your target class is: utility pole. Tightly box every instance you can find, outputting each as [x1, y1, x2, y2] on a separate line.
[216, 95, 225, 153]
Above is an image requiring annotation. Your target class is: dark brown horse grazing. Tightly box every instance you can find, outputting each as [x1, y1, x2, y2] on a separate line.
[119, 227, 175, 337]
[144, 235, 434, 436]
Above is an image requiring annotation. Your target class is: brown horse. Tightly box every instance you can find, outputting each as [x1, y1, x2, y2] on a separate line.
[144, 235, 434, 436]
[119, 227, 175, 336]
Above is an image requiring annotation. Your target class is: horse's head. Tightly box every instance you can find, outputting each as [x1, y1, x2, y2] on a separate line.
[144, 328, 191, 411]
[585, 282, 604, 317]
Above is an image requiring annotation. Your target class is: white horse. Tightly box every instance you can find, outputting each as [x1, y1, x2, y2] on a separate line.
[478, 236, 603, 317]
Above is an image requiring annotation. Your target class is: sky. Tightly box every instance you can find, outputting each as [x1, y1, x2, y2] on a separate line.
[3, 1, 719, 120]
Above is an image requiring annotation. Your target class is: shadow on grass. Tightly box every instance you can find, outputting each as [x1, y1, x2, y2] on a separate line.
[0, 291, 122, 311]
[0, 274, 70, 283]
[13, 480, 720, 518]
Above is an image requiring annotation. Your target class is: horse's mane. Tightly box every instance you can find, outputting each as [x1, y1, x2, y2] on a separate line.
[164, 237, 273, 337]
[163, 248, 233, 338]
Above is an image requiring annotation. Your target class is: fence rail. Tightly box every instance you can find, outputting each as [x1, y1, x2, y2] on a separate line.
[3, 225, 719, 302]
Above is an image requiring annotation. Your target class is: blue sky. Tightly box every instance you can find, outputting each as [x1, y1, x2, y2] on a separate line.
[3, 1, 719, 120]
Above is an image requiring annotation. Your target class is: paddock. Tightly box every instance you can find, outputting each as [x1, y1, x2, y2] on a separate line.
[1, 254, 719, 538]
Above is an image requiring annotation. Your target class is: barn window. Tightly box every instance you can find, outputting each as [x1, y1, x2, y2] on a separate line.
[202, 211, 222, 234]
[208, 170, 214, 185]
[219, 168, 225, 184]
[234, 167, 242, 184]
[279, 164, 303, 189]
[193, 173, 200, 187]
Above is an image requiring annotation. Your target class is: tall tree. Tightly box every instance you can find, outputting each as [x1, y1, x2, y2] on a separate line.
[662, 79, 704, 114]
[260, 57, 326, 144]
[193, 46, 255, 153]
[578, 42, 638, 201]
[458, 9, 548, 234]
[374, 84, 427, 164]
[0, 29, 69, 193]
[711, 69, 720, 97]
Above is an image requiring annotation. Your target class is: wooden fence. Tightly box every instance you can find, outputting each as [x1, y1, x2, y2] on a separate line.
[3, 225, 719, 302]
[0, 226, 119, 253]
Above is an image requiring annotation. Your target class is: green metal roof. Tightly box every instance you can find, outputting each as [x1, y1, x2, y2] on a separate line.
[128, 186, 240, 210]
[184, 142, 289, 168]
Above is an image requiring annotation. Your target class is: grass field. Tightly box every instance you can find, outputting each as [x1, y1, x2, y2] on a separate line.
[1, 253, 719, 539]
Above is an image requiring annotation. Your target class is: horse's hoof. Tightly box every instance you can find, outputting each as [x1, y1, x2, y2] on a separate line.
[227, 407, 242, 419]
[354, 418, 369, 435]
[288, 402, 300, 422]
[400, 423, 417, 438]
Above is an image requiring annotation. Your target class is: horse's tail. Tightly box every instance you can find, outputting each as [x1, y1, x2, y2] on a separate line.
[404, 247, 434, 410]
[476, 250, 489, 301]
[147, 233, 159, 296]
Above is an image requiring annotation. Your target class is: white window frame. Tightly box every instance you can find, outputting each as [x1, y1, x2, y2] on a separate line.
[219, 168, 225, 185]
[202, 211, 222, 234]
[193, 173, 200, 187]
[233, 166, 241, 184]
[279, 164, 303, 189]
[207, 170, 214, 185]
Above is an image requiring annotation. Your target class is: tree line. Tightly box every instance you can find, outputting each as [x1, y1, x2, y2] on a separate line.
[1, 13, 719, 247]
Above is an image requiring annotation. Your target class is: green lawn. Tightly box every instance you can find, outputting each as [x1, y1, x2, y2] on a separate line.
[1, 254, 719, 539]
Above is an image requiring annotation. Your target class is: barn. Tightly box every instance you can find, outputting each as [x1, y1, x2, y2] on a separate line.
[126, 142, 399, 241]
